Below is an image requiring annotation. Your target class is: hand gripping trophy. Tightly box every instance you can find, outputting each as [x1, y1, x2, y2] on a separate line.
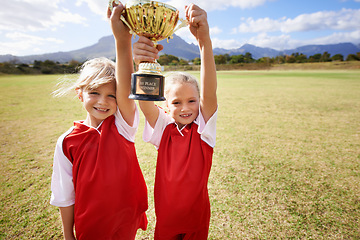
[109, 0, 187, 101]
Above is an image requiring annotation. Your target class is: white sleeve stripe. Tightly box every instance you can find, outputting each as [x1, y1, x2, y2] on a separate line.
[197, 107, 218, 148]
[114, 106, 139, 143]
[50, 127, 75, 207]
[143, 107, 171, 149]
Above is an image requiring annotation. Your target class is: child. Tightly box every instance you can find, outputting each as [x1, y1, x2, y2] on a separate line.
[50, 4, 148, 239]
[133, 4, 218, 239]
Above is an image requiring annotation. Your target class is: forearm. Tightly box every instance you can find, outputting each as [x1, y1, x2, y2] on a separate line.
[200, 37, 217, 91]
[185, 4, 217, 120]
[115, 38, 134, 96]
[109, 2, 136, 125]
[59, 205, 75, 240]
[199, 37, 218, 119]
[139, 101, 159, 128]
[114, 38, 137, 125]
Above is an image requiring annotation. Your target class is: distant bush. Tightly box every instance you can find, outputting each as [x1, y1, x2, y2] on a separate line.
[0, 60, 82, 75]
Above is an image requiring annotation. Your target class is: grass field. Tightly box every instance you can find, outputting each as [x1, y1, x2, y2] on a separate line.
[1, 70, 360, 239]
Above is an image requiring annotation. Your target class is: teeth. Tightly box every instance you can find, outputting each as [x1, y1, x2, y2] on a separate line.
[95, 107, 108, 112]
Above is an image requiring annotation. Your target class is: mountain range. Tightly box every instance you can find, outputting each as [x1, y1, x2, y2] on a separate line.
[1, 34, 359, 64]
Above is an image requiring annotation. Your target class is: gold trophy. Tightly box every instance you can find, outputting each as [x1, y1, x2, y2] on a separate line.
[109, 0, 187, 101]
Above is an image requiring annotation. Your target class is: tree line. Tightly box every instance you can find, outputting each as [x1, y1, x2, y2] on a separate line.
[1, 51, 360, 75]
[0, 60, 82, 75]
[211, 52, 360, 65]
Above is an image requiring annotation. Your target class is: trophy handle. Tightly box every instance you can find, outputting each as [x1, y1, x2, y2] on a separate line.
[164, 18, 188, 43]
[171, 18, 188, 35]
[108, 0, 136, 36]
[108, 0, 119, 12]
[120, 15, 136, 36]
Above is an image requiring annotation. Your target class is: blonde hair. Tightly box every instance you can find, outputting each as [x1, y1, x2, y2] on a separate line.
[164, 72, 200, 99]
[53, 57, 116, 97]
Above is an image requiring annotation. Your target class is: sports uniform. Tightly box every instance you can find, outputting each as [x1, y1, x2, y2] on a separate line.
[51, 108, 148, 240]
[143, 107, 217, 239]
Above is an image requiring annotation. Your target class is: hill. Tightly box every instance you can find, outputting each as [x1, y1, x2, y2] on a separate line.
[282, 43, 360, 58]
[0, 35, 359, 63]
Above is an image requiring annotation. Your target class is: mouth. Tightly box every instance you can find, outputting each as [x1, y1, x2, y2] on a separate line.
[94, 107, 109, 112]
[180, 113, 192, 118]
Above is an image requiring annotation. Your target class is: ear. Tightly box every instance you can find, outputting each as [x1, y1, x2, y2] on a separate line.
[75, 88, 83, 102]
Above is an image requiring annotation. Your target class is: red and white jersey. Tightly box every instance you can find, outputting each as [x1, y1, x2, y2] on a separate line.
[50, 107, 148, 239]
[143, 107, 217, 238]
[143, 107, 217, 149]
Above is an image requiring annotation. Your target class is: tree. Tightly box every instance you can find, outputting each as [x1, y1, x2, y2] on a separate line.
[331, 54, 344, 61]
[0, 62, 17, 74]
[285, 55, 296, 63]
[158, 54, 179, 65]
[244, 52, 255, 63]
[321, 52, 331, 62]
[192, 57, 201, 65]
[257, 57, 272, 64]
[346, 54, 360, 61]
[308, 53, 321, 62]
[274, 55, 285, 64]
[229, 55, 244, 64]
[295, 53, 307, 63]
[178, 59, 189, 66]
[214, 54, 227, 64]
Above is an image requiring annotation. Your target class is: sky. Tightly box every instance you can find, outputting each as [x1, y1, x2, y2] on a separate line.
[0, 0, 359, 56]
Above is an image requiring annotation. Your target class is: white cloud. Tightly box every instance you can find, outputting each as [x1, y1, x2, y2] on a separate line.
[0, 32, 64, 55]
[76, 0, 109, 18]
[174, 27, 196, 44]
[164, 0, 270, 13]
[0, 0, 87, 32]
[246, 33, 295, 50]
[173, 25, 223, 45]
[0, 0, 88, 55]
[212, 38, 243, 49]
[233, 8, 360, 33]
[235, 30, 360, 51]
[283, 8, 360, 32]
[97, 0, 271, 20]
[236, 17, 281, 33]
[305, 30, 360, 46]
[6, 32, 63, 44]
[210, 26, 222, 35]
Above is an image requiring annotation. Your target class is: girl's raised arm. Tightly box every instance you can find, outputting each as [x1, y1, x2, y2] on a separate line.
[186, 4, 217, 122]
[108, 2, 137, 126]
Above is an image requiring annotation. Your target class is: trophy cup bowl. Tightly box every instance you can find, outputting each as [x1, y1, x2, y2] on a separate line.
[109, 0, 187, 101]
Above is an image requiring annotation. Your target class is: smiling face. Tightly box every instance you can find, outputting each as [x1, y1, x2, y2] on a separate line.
[78, 81, 117, 127]
[166, 82, 200, 129]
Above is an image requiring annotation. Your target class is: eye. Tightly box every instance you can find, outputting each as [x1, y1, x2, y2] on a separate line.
[189, 99, 196, 103]
[108, 94, 116, 99]
[89, 91, 99, 95]
[172, 101, 180, 105]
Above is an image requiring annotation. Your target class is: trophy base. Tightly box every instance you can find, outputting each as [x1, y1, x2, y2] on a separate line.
[128, 93, 166, 101]
[129, 72, 165, 101]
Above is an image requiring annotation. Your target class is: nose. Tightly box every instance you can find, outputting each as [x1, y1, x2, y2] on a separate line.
[98, 95, 108, 105]
[181, 103, 190, 112]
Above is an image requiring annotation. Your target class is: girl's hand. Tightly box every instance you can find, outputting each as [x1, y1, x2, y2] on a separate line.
[107, 1, 131, 42]
[133, 36, 163, 65]
[185, 4, 210, 45]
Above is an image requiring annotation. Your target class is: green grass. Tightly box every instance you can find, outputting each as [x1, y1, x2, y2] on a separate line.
[1, 70, 360, 239]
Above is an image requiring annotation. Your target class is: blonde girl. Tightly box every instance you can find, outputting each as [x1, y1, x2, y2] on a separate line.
[133, 4, 218, 240]
[50, 3, 148, 239]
